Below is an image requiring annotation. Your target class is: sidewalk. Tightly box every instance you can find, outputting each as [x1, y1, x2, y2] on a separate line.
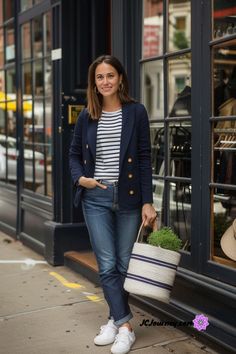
[0, 231, 219, 354]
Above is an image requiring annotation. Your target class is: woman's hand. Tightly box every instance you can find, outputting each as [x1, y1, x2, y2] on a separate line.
[142, 203, 157, 229]
[78, 177, 107, 189]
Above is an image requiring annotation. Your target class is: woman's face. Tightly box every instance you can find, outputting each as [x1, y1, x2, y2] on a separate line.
[95, 62, 122, 99]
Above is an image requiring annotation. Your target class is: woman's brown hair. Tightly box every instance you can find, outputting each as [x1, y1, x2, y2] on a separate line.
[87, 55, 135, 119]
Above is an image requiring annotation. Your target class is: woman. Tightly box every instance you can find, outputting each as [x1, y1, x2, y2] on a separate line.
[69, 55, 156, 354]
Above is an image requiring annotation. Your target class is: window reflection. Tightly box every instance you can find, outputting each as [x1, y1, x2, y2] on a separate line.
[45, 12, 51, 56]
[213, 40, 236, 116]
[212, 190, 236, 268]
[169, 181, 191, 251]
[143, 0, 163, 58]
[168, 53, 191, 116]
[169, 123, 191, 178]
[168, 0, 191, 52]
[142, 60, 164, 119]
[213, 1, 236, 39]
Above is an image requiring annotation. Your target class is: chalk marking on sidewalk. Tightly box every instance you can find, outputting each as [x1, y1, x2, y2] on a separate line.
[0, 259, 47, 265]
[50, 271, 85, 289]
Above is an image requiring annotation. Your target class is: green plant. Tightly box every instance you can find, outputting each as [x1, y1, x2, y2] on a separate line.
[147, 227, 182, 252]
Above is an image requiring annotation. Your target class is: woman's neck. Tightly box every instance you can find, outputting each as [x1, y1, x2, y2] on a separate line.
[102, 97, 121, 112]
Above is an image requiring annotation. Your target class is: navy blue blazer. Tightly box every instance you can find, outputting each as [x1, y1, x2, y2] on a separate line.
[69, 102, 153, 209]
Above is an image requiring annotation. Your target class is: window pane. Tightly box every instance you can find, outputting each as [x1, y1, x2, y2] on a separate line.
[150, 122, 165, 176]
[34, 60, 43, 96]
[33, 16, 43, 58]
[22, 22, 31, 60]
[169, 181, 191, 251]
[45, 99, 52, 197]
[34, 99, 44, 144]
[23, 141, 34, 190]
[22, 63, 32, 95]
[211, 189, 236, 269]
[23, 100, 32, 143]
[45, 12, 52, 56]
[143, 0, 163, 58]
[6, 105, 17, 185]
[0, 0, 3, 24]
[153, 176, 165, 226]
[168, 53, 191, 116]
[142, 60, 164, 119]
[213, 1, 236, 39]
[213, 120, 236, 185]
[0, 28, 4, 68]
[0, 102, 5, 134]
[0, 70, 5, 96]
[45, 59, 52, 96]
[6, 23, 15, 62]
[34, 143, 45, 195]
[169, 122, 191, 178]
[168, 0, 191, 52]
[4, 0, 14, 21]
[21, 0, 33, 12]
[6, 67, 16, 95]
[0, 133, 6, 181]
[212, 39, 236, 117]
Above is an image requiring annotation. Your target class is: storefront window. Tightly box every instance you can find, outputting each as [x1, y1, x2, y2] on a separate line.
[211, 37, 236, 268]
[142, 0, 163, 58]
[213, 1, 236, 39]
[168, 0, 191, 52]
[6, 67, 16, 94]
[168, 53, 191, 116]
[21, 11, 52, 196]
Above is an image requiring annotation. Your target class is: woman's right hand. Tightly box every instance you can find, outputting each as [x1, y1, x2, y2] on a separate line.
[78, 177, 107, 190]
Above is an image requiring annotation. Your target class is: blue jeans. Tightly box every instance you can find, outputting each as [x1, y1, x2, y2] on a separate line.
[82, 182, 141, 326]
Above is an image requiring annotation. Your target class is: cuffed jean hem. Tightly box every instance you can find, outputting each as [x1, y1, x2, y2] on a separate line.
[114, 312, 133, 327]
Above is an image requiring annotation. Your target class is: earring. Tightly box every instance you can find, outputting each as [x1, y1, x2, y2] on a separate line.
[119, 82, 124, 92]
[94, 86, 99, 94]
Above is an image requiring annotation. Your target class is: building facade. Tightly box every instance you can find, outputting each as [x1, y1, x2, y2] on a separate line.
[0, 0, 235, 351]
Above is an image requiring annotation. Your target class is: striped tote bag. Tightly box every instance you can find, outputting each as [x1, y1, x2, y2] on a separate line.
[124, 223, 181, 303]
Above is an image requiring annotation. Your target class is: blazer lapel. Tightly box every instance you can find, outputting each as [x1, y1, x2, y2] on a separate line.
[87, 117, 98, 161]
[119, 104, 135, 170]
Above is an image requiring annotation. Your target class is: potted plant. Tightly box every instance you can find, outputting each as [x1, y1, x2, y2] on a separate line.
[147, 227, 182, 252]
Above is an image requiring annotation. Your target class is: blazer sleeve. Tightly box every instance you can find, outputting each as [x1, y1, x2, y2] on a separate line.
[137, 104, 153, 205]
[69, 109, 86, 186]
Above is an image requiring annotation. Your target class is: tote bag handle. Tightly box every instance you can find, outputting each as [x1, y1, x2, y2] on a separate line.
[136, 217, 158, 243]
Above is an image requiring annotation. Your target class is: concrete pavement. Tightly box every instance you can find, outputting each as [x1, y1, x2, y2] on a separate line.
[0, 231, 220, 354]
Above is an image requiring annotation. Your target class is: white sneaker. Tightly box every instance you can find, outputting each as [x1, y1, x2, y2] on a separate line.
[94, 319, 118, 346]
[111, 327, 136, 354]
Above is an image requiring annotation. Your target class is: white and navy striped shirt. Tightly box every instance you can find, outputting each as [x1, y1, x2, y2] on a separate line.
[94, 109, 122, 182]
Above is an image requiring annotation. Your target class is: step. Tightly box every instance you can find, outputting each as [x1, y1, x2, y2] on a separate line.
[64, 250, 100, 285]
